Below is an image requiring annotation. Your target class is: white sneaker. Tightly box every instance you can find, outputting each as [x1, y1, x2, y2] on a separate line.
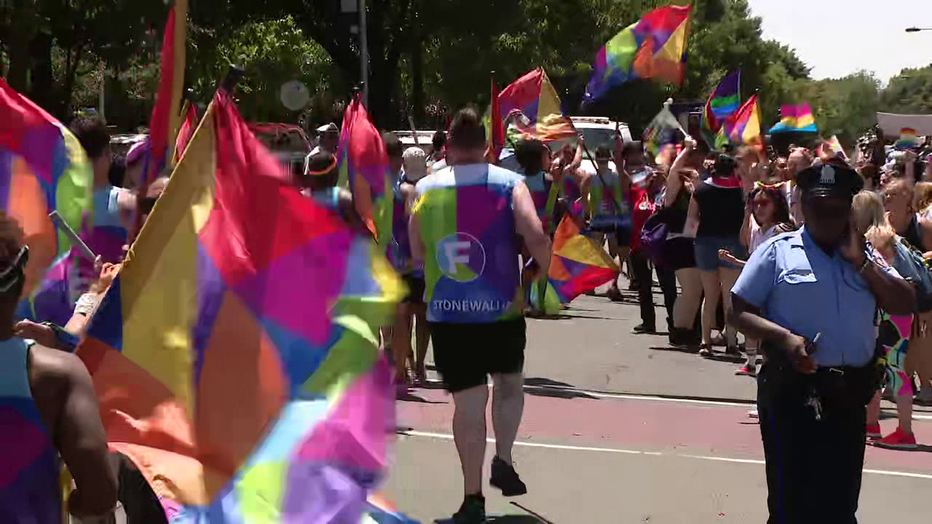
[747, 409, 759, 419]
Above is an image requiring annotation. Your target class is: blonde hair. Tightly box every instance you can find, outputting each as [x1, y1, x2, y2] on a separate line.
[851, 190, 886, 234]
[915, 182, 932, 214]
[866, 223, 897, 262]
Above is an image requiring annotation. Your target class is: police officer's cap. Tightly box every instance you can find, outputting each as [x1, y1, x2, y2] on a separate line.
[795, 159, 863, 199]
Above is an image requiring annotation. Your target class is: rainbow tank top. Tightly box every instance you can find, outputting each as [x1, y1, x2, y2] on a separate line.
[0, 338, 61, 524]
[413, 164, 524, 323]
[561, 173, 582, 203]
[523, 171, 557, 233]
[87, 185, 129, 263]
[587, 168, 626, 217]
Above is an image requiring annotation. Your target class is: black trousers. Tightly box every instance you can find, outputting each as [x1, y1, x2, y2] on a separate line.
[630, 248, 677, 327]
[758, 363, 867, 524]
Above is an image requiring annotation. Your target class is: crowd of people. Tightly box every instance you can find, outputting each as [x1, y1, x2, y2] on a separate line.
[3, 99, 932, 523]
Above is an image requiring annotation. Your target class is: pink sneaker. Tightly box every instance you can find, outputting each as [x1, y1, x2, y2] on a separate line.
[735, 364, 757, 377]
[874, 427, 918, 450]
[866, 423, 882, 439]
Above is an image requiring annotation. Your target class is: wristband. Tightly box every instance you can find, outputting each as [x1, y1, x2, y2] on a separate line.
[41, 322, 80, 353]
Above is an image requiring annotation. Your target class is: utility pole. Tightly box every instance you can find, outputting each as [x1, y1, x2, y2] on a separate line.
[360, 0, 369, 107]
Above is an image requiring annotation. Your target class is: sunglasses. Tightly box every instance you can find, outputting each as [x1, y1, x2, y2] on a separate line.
[0, 246, 29, 293]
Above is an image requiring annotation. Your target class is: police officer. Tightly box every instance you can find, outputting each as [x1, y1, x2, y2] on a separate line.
[730, 160, 915, 524]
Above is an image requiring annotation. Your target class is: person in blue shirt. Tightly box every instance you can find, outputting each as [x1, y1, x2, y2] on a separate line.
[731, 160, 915, 524]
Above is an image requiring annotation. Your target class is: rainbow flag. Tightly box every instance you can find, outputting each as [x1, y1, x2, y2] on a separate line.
[721, 94, 762, 147]
[76, 88, 405, 522]
[895, 127, 919, 149]
[548, 216, 619, 303]
[0, 77, 93, 323]
[498, 68, 576, 143]
[143, 0, 187, 186]
[769, 104, 817, 134]
[337, 96, 393, 248]
[701, 71, 741, 144]
[482, 75, 505, 163]
[643, 103, 685, 157]
[584, 5, 692, 102]
[823, 135, 847, 160]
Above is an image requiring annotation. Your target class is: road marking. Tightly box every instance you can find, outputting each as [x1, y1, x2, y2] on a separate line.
[401, 430, 932, 480]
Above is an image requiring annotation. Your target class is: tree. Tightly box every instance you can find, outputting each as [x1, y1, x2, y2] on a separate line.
[881, 65, 932, 114]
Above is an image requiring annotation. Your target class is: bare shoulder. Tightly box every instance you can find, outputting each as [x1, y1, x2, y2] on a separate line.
[28, 344, 91, 395]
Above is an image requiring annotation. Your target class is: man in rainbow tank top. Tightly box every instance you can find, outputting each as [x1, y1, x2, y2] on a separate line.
[0, 215, 117, 523]
[410, 109, 552, 524]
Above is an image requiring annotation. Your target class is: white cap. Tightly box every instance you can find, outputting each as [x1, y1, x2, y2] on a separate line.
[316, 123, 338, 134]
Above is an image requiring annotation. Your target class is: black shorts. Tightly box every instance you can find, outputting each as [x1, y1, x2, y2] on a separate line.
[401, 274, 426, 304]
[429, 318, 527, 393]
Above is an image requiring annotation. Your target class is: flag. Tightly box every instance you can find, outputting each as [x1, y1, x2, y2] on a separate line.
[547, 216, 619, 304]
[701, 71, 741, 144]
[336, 96, 393, 248]
[0, 77, 93, 324]
[498, 68, 576, 143]
[721, 94, 762, 147]
[172, 101, 198, 166]
[895, 127, 919, 149]
[769, 104, 817, 134]
[643, 104, 685, 157]
[823, 135, 847, 160]
[76, 88, 406, 522]
[143, 0, 187, 186]
[584, 5, 692, 102]
[483, 75, 504, 163]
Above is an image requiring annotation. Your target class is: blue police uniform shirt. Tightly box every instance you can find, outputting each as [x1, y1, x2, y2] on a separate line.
[732, 226, 901, 367]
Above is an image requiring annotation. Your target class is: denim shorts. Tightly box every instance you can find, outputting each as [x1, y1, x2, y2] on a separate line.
[694, 236, 746, 271]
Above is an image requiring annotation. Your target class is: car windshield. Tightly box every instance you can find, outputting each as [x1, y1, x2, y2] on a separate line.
[578, 127, 615, 150]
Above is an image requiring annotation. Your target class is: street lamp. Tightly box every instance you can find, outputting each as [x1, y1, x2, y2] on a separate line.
[906, 27, 932, 32]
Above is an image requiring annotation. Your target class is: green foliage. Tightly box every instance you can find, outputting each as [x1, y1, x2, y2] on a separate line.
[187, 16, 339, 123]
[881, 65, 932, 114]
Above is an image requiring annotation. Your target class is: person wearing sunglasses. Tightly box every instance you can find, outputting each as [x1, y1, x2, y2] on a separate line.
[0, 215, 118, 523]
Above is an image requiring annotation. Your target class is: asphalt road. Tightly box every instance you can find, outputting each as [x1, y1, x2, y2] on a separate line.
[383, 284, 932, 523]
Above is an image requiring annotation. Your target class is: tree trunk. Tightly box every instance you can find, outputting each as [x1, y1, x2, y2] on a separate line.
[6, 2, 36, 92]
[410, 21, 424, 126]
[28, 32, 56, 115]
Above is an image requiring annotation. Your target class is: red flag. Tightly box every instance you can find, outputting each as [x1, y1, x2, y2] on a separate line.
[172, 101, 198, 165]
[487, 76, 504, 163]
[143, 0, 187, 186]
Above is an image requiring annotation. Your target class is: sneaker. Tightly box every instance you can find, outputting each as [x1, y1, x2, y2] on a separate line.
[452, 494, 486, 524]
[747, 409, 759, 419]
[735, 364, 757, 377]
[866, 423, 882, 440]
[711, 334, 726, 347]
[633, 323, 656, 334]
[490, 456, 527, 497]
[698, 345, 713, 358]
[874, 427, 918, 450]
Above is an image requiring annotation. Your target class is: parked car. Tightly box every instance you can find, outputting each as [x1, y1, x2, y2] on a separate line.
[248, 123, 312, 178]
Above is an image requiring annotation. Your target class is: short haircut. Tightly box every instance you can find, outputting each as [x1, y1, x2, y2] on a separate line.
[595, 145, 612, 160]
[69, 115, 110, 160]
[382, 132, 403, 159]
[448, 107, 486, 151]
[432, 130, 447, 151]
[622, 141, 643, 158]
[515, 139, 548, 175]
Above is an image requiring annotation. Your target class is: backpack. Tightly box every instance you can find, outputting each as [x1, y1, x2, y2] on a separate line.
[640, 210, 670, 268]
[891, 238, 932, 312]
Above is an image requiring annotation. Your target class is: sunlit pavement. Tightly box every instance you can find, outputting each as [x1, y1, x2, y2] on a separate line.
[385, 288, 932, 523]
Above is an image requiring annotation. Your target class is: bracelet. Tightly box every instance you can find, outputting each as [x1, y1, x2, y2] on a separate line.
[857, 257, 872, 274]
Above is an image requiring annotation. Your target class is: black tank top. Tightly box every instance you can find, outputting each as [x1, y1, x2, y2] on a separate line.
[901, 215, 926, 252]
[693, 180, 744, 238]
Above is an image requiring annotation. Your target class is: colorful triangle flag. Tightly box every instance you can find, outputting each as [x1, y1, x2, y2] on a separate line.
[498, 68, 577, 143]
[721, 94, 762, 147]
[547, 216, 619, 304]
[0, 77, 93, 325]
[701, 71, 740, 145]
[585, 5, 692, 102]
[76, 88, 406, 522]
